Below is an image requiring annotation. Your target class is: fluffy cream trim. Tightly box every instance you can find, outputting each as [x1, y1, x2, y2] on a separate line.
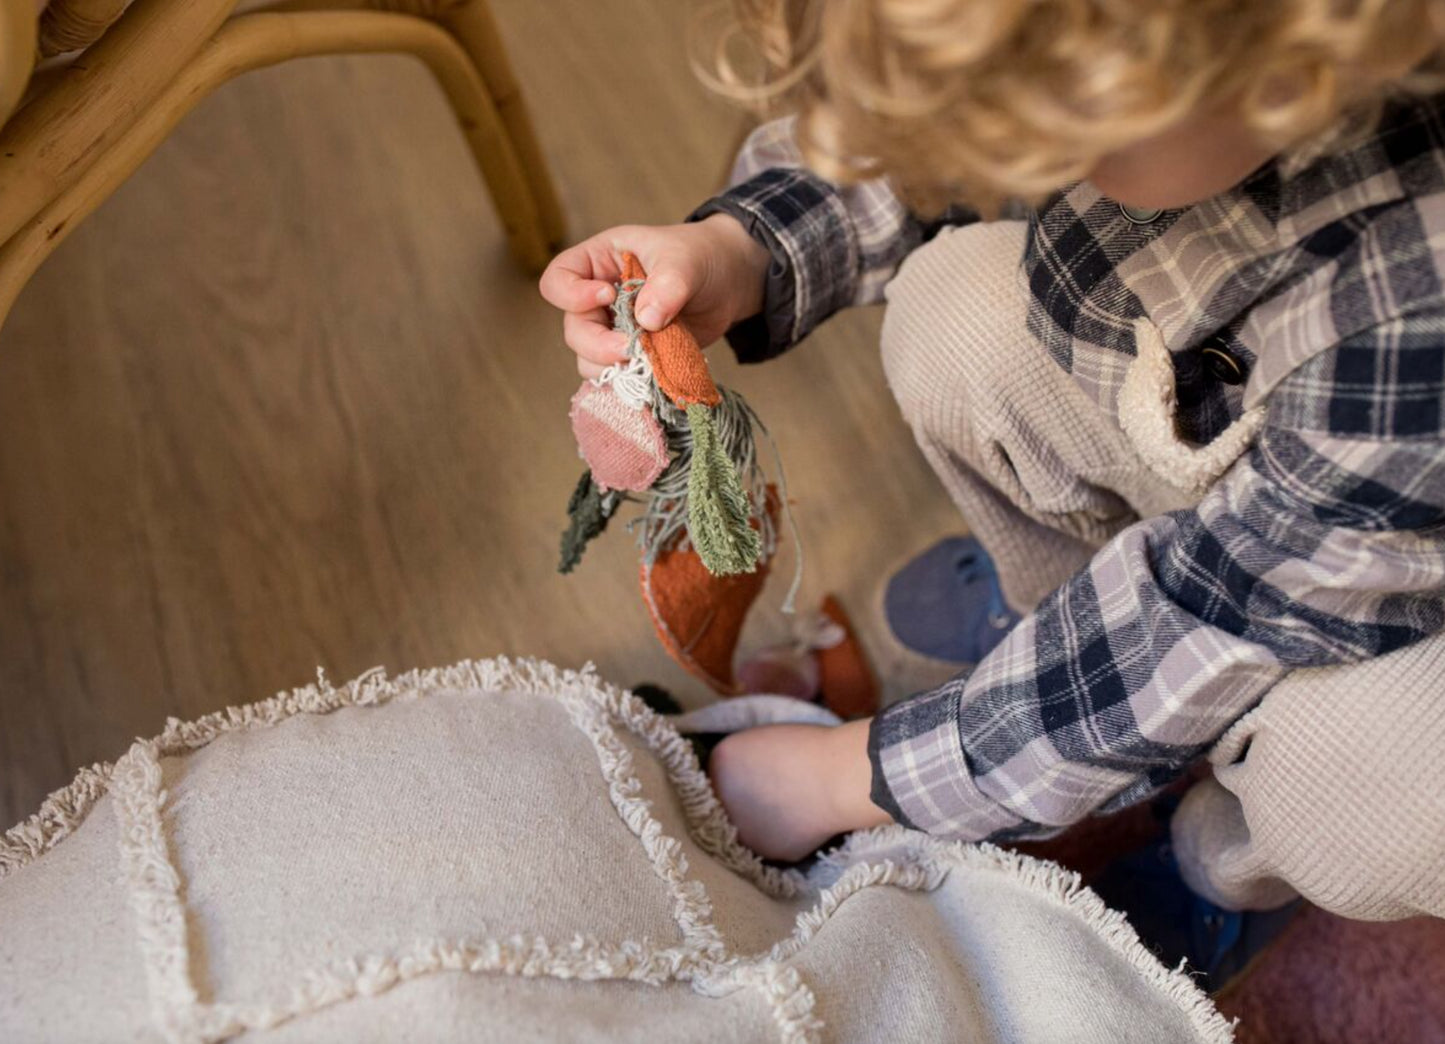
[6, 657, 1233, 1044]
[57, 658, 818, 1044]
[804, 828, 1239, 1043]
[1118, 318, 1265, 496]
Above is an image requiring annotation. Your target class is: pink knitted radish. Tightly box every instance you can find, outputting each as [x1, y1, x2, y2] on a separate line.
[569, 381, 669, 493]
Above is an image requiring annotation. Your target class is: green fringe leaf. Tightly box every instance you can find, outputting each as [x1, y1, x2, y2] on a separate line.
[558, 471, 617, 574]
[685, 403, 761, 575]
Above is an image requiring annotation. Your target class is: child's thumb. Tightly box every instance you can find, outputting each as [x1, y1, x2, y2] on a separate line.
[634, 265, 692, 331]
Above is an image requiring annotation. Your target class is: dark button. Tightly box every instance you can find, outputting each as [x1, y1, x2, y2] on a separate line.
[1201, 345, 1247, 385]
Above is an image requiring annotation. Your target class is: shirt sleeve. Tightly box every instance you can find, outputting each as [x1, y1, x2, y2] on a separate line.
[867, 333, 1445, 841]
[688, 116, 977, 362]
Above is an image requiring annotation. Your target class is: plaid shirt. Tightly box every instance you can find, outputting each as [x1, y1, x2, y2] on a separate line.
[692, 100, 1445, 841]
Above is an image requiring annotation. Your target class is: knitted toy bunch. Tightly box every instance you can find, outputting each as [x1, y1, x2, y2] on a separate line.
[563, 253, 771, 578]
[559, 253, 875, 714]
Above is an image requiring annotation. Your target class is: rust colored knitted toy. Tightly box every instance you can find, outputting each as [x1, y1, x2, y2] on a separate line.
[558, 253, 877, 712]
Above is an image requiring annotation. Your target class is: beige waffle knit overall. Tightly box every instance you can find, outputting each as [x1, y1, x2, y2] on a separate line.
[880, 220, 1445, 920]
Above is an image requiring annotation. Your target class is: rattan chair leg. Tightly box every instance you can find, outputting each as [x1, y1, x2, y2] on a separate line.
[440, 1, 565, 250]
[269, 0, 564, 262]
[0, 8, 548, 330]
[0, 0, 240, 247]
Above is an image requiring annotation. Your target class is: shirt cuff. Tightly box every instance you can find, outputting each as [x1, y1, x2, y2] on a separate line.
[688, 167, 859, 363]
[867, 680, 1028, 840]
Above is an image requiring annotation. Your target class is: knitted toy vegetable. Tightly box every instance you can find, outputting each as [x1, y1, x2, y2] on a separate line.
[559, 253, 876, 713]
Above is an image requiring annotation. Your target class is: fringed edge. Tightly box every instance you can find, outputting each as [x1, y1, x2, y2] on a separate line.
[112, 741, 202, 1044]
[601, 681, 806, 902]
[1118, 319, 1264, 496]
[8, 657, 820, 1043]
[701, 961, 823, 1044]
[550, 682, 728, 962]
[1, 761, 115, 878]
[610, 692, 1221, 1044]
[683, 858, 939, 1044]
[2, 659, 583, 879]
[5, 658, 1232, 1044]
[765, 859, 943, 966]
[799, 827, 1238, 1044]
[544, 670, 823, 1041]
[189, 934, 708, 1042]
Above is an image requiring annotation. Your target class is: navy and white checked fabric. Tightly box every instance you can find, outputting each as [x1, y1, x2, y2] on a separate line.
[692, 99, 1445, 840]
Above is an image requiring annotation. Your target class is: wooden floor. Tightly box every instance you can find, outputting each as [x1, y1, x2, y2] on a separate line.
[0, 0, 962, 824]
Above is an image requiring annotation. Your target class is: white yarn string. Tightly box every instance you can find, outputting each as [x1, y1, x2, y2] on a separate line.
[593, 280, 655, 410]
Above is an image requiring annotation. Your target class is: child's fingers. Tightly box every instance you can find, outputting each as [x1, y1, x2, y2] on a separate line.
[564, 309, 630, 367]
[577, 358, 607, 380]
[632, 261, 695, 331]
[539, 243, 619, 312]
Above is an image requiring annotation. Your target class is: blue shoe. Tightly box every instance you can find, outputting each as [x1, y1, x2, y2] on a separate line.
[1090, 836, 1301, 990]
[884, 537, 1021, 663]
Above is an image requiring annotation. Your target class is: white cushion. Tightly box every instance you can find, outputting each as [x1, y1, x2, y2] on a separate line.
[1, 659, 1234, 1043]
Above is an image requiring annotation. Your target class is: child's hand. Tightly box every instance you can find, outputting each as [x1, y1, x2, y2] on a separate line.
[538, 215, 770, 379]
[707, 720, 892, 863]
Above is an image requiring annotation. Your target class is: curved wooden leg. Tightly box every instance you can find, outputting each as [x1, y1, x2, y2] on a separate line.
[269, 0, 565, 265]
[0, 0, 241, 247]
[439, 0, 565, 251]
[0, 8, 551, 333]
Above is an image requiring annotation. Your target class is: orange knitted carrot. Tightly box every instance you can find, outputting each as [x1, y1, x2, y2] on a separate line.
[815, 595, 880, 719]
[640, 489, 779, 693]
[621, 252, 722, 408]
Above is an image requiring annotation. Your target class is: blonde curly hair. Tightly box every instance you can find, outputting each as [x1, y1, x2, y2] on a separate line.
[694, 0, 1445, 213]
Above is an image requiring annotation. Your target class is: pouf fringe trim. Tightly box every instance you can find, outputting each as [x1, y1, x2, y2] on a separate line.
[5, 659, 594, 877]
[792, 828, 1238, 1043]
[6, 657, 1232, 1044]
[1, 761, 113, 877]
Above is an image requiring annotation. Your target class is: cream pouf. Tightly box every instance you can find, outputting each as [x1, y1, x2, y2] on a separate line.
[0, 659, 1234, 1043]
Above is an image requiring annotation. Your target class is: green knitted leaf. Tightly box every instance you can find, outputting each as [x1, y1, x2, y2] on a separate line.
[685, 403, 761, 575]
[558, 471, 617, 574]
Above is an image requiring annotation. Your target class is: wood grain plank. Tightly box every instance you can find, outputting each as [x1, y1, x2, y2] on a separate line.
[0, 0, 961, 824]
